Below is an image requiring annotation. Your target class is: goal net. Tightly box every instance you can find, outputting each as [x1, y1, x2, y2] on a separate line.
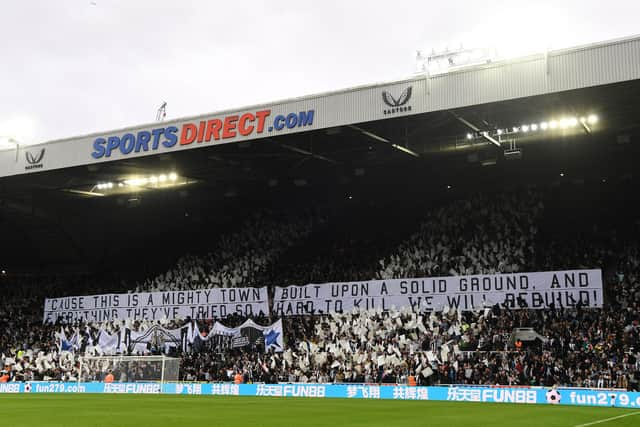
[79, 355, 180, 384]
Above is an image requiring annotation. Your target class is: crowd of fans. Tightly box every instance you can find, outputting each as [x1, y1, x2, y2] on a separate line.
[377, 191, 543, 279]
[2, 188, 640, 391]
[136, 210, 321, 291]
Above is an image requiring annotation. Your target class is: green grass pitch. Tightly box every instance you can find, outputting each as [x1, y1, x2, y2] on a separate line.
[1, 394, 639, 426]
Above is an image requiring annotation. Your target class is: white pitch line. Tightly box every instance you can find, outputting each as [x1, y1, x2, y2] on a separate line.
[573, 411, 640, 427]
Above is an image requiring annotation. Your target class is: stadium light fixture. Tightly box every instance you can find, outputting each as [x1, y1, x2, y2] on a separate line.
[0, 116, 36, 151]
[458, 112, 598, 141]
[96, 172, 183, 195]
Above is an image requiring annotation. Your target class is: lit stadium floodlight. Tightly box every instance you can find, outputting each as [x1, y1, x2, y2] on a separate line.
[92, 172, 185, 195]
[459, 112, 599, 141]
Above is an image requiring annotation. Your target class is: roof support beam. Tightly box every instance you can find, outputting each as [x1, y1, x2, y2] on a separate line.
[280, 144, 338, 165]
[450, 112, 501, 147]
[349, 125, 420, 158]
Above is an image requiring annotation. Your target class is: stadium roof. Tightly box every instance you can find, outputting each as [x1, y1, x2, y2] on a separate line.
[1, 35, 639, 178]
[1, 35, 640, 272]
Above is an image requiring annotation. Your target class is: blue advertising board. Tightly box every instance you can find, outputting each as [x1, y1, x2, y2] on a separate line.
[1, 382, 639, 408]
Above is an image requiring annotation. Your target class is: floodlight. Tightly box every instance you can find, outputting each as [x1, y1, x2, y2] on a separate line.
[530, 124, 538, 131]
[540, 122, 548, 130]
[587, 114, 598, 124]
[169, 173, 178, 181]
[521, 125, 529, 132]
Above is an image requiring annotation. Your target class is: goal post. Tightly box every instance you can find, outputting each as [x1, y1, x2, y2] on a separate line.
[79, 355, 180, 385]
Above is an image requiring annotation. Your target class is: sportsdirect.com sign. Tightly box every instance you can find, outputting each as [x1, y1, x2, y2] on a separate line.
[0, 79, 427, 178]
[273, 269, 603, 316]
[91, 109, 314, 159]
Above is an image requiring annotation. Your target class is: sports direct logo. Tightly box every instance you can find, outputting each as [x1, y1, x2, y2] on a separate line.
[91, 109, 314, 159]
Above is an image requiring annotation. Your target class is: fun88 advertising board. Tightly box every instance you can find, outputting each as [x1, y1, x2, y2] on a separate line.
[3, 382, 640, 408]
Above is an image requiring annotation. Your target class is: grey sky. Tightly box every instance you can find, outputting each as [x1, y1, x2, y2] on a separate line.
[1, 0, 639, 144]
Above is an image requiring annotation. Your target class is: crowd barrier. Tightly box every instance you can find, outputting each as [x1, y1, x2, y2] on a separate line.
[2, 382, 640, 408]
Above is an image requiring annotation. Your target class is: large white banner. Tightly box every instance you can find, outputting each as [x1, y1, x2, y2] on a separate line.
[273, 270, 603, 316]
[43, 287, 269, 323]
